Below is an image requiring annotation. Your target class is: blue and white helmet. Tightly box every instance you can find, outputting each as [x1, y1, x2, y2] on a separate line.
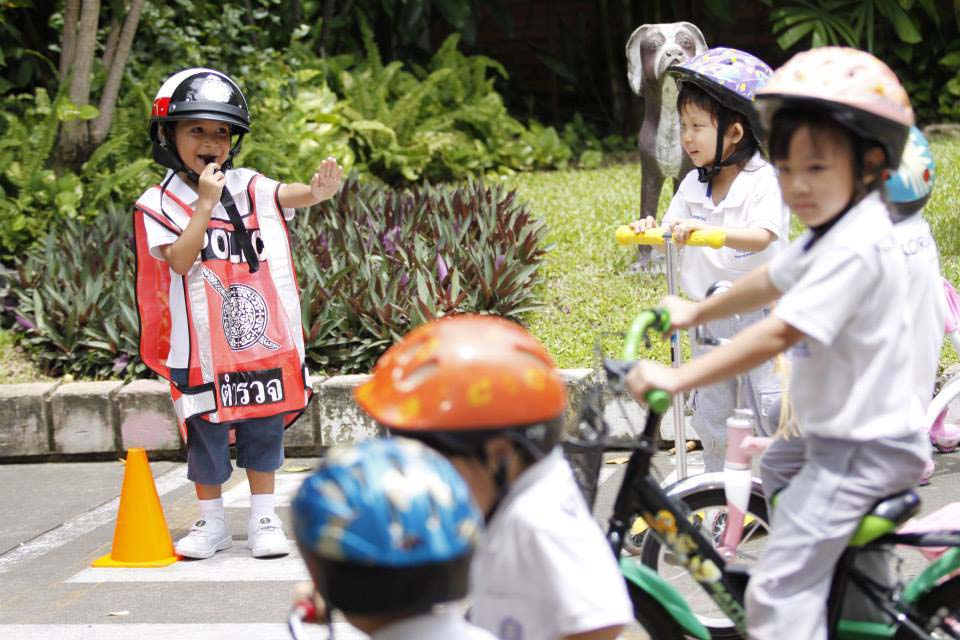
[292, 437, 480, 568]
[885, 126, 936, 216]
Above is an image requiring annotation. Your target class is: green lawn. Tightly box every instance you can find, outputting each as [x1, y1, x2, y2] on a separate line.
[509, 136, 960, 371]
[504, 163, 673, 369]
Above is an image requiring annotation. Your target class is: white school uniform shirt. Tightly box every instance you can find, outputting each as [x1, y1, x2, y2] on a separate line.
[142, 169, 294, 369]
[662, 152, 789, 300]
[892, 212, 945, 404]
[768, 192, 924, 440]
[371, 609, 498, 639]
[468, 448, 633, 640]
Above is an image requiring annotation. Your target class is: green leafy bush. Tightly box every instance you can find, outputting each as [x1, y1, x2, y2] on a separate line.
[0, 203, 142, 379]
[295, 174, 550, 372]
[0, 86, 161, 259]
[1, 176, 550, 378]
[320, 32, 575, 184]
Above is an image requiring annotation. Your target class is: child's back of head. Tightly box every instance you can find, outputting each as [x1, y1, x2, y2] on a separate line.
[292, 438, 481, 625]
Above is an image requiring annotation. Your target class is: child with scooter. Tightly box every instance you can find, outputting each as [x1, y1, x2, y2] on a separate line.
[624, 47, 931, 639]
[629, 47, 789, 473]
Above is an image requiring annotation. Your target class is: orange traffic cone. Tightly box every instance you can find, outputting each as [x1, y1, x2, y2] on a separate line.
[92, 448, 179, 567]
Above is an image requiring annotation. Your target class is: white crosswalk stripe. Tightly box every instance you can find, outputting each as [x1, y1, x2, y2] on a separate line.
[68, 545, 310, 583]
[3, 465, 354, 640]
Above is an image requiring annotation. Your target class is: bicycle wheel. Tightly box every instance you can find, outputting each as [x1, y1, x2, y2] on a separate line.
[626, 579, 694, 639]
[893, 575, 960, 639]
[638, 486, 770, 639]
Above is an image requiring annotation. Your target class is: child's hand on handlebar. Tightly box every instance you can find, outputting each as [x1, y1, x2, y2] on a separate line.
[672, 220, 714, 246]
[660, 295, 700, 330]
[626, 360, 680, 402]
[629, 216, 658, 234]
[291, 581, 328, 624]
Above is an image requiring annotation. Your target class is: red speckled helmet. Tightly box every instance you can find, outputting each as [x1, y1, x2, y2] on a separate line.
[756, 47, 914, 168]
[355, 315, 567, 460]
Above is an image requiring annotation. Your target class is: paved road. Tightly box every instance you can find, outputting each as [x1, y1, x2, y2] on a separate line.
[1, 446, 957, 639]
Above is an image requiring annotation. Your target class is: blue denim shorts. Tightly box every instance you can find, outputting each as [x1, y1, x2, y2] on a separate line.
[172, 369, 285, 485]
[185, 414, 286, 485]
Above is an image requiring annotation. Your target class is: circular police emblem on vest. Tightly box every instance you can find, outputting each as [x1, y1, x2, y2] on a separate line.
[201, 267, 281, 351]
[221, 283, 268, 350]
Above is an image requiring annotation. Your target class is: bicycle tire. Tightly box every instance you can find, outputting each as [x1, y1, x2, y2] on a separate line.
[626, 578, 695, 639]
[893, 574, 960, 639]
[638, 486, 770, 639]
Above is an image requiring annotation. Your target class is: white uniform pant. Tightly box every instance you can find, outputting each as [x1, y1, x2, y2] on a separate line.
[747, 432, 929, 640]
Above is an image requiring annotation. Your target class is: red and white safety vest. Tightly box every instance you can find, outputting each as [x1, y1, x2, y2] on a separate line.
[133, 169, 311, 438]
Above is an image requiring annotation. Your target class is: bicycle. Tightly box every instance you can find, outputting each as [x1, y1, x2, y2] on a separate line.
[571, 307, 960, 640]
[633, 280, 775, 636]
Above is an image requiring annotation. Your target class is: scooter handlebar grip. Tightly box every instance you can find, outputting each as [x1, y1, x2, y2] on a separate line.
[685, 229, 726, 248]
[615, 225, 665, 246]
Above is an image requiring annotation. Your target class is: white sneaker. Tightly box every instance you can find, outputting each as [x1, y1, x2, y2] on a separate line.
[248, 515, 289, 558]
[175, 516, 232, 559]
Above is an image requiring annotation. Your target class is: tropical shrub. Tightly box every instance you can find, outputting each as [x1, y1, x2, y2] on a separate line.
[295, 174, 550, 372]
[0, 85, 160, 259]
[1, 203, 142, 379]
[319, 32, 575, 184]
[1, 175, 550, 378]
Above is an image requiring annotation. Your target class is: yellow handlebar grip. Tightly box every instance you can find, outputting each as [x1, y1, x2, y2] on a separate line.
[685, 229, 726, 249]
[614, 226, 665, 246]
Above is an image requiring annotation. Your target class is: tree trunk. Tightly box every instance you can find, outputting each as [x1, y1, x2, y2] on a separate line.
[59, 0, 80, 80]
[101, 13, 121, 73]
[91, 0, 144, 145]
[57, 0, 101, 168]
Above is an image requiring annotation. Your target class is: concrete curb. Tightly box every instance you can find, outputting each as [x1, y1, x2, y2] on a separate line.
[0, 370, 598, 461]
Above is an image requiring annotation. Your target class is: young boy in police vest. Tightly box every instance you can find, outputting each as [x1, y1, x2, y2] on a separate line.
[133, 68, 342, 559]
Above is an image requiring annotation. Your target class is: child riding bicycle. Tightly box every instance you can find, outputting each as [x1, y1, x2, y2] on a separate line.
[760, 125, 944, 497]
[624, 47, 931, 639]
[630, 47, 789, 472]
[354, 315, 634, 640]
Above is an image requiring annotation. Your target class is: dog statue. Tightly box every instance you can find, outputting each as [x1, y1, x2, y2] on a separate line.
[626, 22, 707, 269]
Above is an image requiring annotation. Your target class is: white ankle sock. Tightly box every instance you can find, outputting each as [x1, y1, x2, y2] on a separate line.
[250, 493, 276, 521]
[198, 497, 225, 521]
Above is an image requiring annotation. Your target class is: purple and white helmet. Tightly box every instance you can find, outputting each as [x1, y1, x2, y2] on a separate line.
[668, 46, 773, 139]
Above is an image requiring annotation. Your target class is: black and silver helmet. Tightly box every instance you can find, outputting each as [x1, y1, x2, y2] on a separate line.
[149, 68, 250, 176]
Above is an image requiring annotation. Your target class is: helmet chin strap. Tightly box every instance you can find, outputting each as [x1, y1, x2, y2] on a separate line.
[696, 111, 755, 184]
[483, 455, 512, 524]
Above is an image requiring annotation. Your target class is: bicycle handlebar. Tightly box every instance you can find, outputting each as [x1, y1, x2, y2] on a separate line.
[618, 308, 673, 415]
[614, 225, 726, 249]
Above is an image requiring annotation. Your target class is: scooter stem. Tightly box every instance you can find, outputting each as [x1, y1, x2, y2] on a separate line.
[664, 232, 688, 479]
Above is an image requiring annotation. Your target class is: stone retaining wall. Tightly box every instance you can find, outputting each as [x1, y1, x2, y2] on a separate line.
[0, 370, 596, 460]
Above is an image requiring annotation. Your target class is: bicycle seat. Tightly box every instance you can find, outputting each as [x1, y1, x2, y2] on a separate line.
[848, 489, 921, 547]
